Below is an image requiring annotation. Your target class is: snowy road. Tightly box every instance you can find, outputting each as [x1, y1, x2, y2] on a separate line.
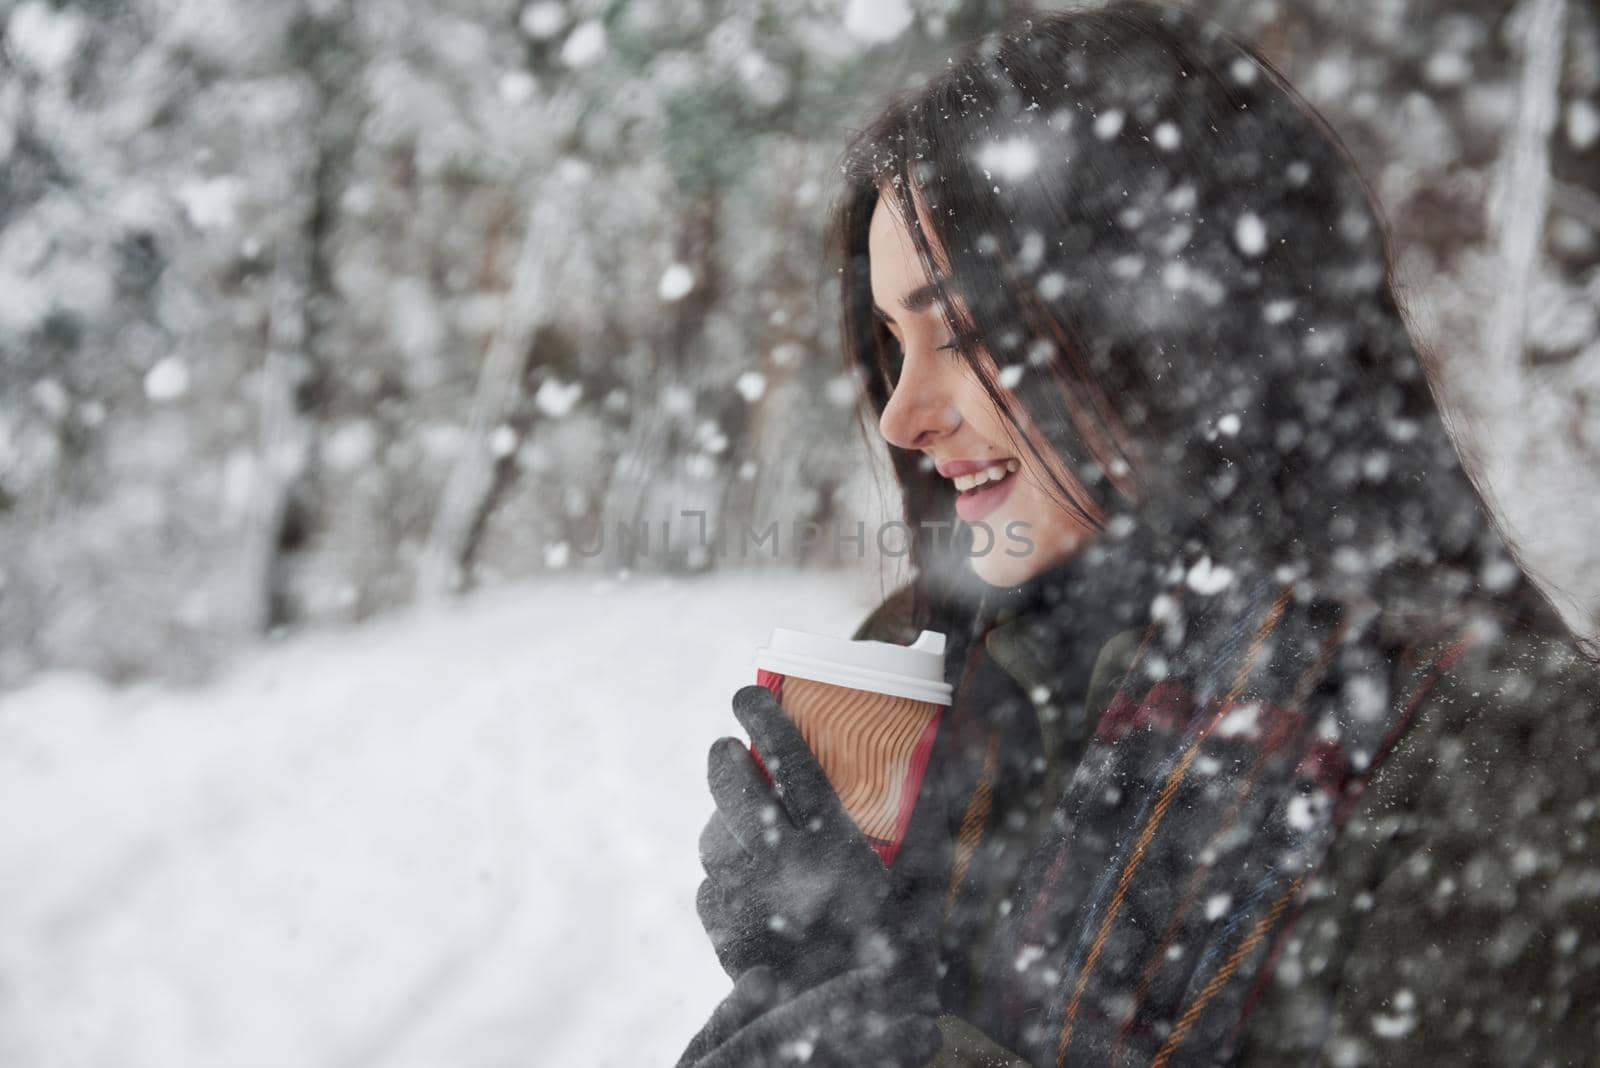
[0, 569, 887, 1067]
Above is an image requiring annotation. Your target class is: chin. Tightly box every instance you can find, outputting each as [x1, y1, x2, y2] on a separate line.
[966, 520, 1087, 588]
[968, 545, 1045, 588]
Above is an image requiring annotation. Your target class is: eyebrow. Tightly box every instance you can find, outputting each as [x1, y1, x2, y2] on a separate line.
[872, 280, 947, 326]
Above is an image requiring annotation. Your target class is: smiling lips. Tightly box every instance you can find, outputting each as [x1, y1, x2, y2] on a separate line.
[935, 456, 1022, 524]
[934, 456, 1019, 491]
[949, 459, 1019, 494]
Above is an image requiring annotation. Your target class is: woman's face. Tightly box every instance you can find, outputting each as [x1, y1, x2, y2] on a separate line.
[868, 188, 1101, 588]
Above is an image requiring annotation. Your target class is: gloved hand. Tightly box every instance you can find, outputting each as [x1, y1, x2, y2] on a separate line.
[694, 684, 941, 998]
[675, 963, 943, 1068]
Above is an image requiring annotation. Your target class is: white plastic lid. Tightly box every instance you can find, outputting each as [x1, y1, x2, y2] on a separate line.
[753, 627, 953, 706]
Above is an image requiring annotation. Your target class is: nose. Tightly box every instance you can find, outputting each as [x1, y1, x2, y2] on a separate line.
[877, 345, 962, 452]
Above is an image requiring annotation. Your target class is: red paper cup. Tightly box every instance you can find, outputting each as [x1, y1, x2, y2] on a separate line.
[751, 629, 951, 866]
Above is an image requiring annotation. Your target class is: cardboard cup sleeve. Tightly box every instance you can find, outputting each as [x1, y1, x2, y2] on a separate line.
[751, 628, 952, 866]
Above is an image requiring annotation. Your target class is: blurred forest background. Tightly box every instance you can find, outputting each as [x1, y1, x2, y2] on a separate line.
[2, 0, 1598, 691]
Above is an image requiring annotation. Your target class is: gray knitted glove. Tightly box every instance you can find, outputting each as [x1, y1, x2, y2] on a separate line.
[675, 964, 943, 1068]
[694, 684, 940, 997]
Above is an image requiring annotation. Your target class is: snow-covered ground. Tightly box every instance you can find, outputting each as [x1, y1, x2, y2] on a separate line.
[0, 568, 891, 1067]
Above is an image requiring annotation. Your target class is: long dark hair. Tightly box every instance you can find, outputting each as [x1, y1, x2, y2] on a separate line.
[831, 0, 1574, 653]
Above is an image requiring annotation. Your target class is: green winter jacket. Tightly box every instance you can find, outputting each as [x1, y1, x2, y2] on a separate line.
[851, 596, 1600, 1066]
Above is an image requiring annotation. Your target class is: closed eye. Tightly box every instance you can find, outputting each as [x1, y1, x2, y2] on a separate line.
[938, 329, 985, 354]
[886, 329, 981, 354]
[880, 328, 982, 387]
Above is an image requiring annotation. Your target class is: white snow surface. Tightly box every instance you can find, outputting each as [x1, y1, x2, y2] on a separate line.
[0, 568, 887, 1066]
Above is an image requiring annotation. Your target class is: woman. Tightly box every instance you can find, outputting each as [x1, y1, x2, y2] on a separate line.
[680, 3, 1599, 1065]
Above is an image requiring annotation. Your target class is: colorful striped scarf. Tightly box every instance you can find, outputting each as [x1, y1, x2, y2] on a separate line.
[904, 536, 1476, 1066]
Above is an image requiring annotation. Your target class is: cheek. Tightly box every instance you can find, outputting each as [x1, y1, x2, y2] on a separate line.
[960, 406, 1013, 453]
[1013, 477, 1049, 526]
[949, 374, 998, 425]
[1012, 475, 1072, 542]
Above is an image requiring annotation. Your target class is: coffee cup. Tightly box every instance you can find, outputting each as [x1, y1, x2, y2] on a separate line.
[752, 627, 952, 865]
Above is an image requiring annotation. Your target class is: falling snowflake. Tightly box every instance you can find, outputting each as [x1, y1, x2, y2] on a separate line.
[489, 424, 519, 458]
[735, 371, 766, 403]
[176, 176, 244, 230]
[560, 20, 607, 68]
[1216, 701, 1261, 738]
[519, 1, 566, 40]
[1014, 944, 1046, 972]
[1263, 299, 1297, 324]
[1017, 231, 1045, 269]
[658, 264, 695, 302]
[695, 419, 728, 454]
[1234, 211, 1268, 257]
[535, 378, 583, 418]
[777, 1037, 816, 1061]
[1424, 51, 1471, 88]
[1371, 1004, 1417, 1039]
[825, 374, 857, 407]
[144, 357, 191, 402]
[1186, 556, 1235, 594]
[1286, 793, 1323, 831]
[1568, 99, 1600, 151]
[1111, 254, 1145, 279]
[844, 0, 912, 43]
[977, 136, 1040, 182]
[498, 71, 538, 104]
[7, 1, 82, 74]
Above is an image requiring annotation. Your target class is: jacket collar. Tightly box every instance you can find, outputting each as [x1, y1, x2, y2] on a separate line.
[973, 529, 1167, 729]
[982, 613, 1061, 701]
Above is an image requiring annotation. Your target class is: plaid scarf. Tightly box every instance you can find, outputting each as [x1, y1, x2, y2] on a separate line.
[912, 530, 1475, 1066]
